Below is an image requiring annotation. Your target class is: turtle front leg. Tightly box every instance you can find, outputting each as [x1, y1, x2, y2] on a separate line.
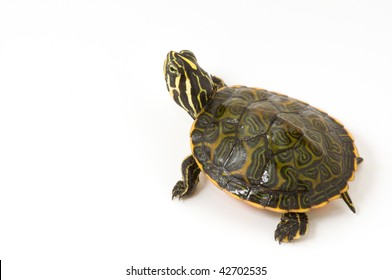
[275, 213, 308, 244]
[172, 155, 201, 199]
[211, 75, 226, 90]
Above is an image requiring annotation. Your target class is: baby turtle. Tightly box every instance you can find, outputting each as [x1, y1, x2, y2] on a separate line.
[163, 50, 362, 243]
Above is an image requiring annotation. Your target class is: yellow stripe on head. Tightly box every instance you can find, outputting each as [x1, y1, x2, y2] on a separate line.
[178, 55, 197, 70]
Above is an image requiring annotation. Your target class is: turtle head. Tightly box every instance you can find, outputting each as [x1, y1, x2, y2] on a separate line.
[164, 50, 215, 119]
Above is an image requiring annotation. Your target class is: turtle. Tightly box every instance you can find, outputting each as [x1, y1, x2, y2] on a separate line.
[163, 50, 362, 243]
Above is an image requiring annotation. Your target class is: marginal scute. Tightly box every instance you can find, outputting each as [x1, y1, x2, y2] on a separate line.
[195, 114, 212, 129]
[247, 187, 278, 208]
[191, 86, 359, 212]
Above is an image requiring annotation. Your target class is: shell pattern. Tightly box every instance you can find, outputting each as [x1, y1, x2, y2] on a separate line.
[191, 86, 359, 213]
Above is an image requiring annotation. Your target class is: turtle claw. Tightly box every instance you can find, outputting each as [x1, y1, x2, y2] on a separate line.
[172, 180, 188, 200]
[275, 213, 308, 244]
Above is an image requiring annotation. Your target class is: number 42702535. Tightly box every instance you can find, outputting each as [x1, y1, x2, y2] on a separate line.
[218, 266, 267, 276]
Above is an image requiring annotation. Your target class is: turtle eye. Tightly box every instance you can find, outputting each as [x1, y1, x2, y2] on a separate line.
[168, 64, 179, 75]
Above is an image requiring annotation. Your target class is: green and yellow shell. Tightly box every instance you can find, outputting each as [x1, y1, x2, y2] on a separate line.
[191, 86, 359, 213]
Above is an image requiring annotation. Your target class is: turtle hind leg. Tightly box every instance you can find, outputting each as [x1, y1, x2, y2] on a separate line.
[341, 191, 356, 213]
[274, 213, 308, 244]
[357, 157, 363, 164]
[172, 155, 201, 200]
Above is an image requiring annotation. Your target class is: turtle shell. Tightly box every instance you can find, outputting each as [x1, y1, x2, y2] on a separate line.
[190, 86, 359, 213]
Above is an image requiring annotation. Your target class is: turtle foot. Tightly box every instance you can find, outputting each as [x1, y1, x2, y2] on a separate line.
[275, 213, 308, 244]
[172, 155, 201, 200]
[172, 180, 188, 200]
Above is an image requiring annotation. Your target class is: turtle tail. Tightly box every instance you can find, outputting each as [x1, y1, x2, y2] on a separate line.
[341, 191, 356, 213]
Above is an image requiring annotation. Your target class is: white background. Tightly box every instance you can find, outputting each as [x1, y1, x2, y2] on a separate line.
[0, 0, 391, 279]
